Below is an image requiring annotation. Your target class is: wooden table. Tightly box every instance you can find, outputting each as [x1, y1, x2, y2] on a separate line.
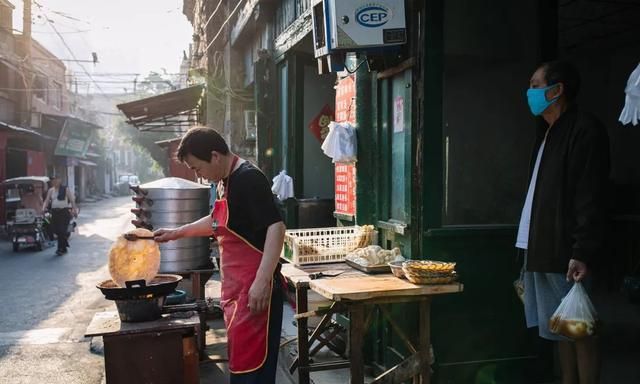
[281, 262, 463, 384]
[85, 311, 201, 384]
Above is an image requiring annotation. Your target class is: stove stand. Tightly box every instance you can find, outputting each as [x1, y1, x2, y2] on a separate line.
[85, 311, 200, 384]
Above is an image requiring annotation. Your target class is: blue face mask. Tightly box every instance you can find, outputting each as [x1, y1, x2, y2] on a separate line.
[526, 84, 559, 116]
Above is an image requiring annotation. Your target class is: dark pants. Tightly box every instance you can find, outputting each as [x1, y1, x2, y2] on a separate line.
[51, 208, 71, 251]
[230, 278, 284, 384]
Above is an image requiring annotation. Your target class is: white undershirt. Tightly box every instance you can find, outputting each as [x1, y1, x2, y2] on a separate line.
[50, 187, 72, 209]
[516, 138, 547, 250]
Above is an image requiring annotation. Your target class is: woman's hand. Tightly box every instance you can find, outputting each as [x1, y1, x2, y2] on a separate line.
[153, 228, 181, 243]
[248, 277, 271, 315]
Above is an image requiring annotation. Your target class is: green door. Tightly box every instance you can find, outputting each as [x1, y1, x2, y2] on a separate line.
[378, 69, 413, 258]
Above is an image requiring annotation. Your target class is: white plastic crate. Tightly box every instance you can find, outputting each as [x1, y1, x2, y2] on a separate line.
[282, 226, 376, 265]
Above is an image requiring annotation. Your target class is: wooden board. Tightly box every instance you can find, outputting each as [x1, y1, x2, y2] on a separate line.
[85, 311, 200, 338]
[309, 275, 464, 301]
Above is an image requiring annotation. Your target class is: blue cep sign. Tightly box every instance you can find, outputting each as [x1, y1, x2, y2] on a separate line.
[356, 5, 391, 28]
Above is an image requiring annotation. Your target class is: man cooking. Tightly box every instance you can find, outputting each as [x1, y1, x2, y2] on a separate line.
[517, 60, 609, 384]
[154, 127, 285, 384]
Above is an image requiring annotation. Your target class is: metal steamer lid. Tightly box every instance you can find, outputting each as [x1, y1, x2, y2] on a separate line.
[140, 177, 210, 190]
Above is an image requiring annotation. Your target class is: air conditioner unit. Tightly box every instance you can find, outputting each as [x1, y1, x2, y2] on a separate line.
[244, 110, 257, 141]
[31, 112, 42, 128]
[312, 0, 407, 59]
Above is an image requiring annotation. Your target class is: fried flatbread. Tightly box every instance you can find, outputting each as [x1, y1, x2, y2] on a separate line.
[108, 228, 161, 287]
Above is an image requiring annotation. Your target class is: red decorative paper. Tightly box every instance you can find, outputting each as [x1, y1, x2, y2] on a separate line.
[308, 104, 334, 143]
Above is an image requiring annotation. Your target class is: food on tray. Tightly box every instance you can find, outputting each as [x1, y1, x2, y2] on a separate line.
[402, 260, 456, 273]
[346, 246, 404, 267]
[549, 317, 596, 339]
[402, 260, 457, 285]
[109, 228, 161, 287]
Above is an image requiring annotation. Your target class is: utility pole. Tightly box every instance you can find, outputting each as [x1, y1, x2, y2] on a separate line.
[20, 0, 33, 128]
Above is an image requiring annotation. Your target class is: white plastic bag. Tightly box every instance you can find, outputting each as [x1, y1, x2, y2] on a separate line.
[549, 282, 598, 339]
[271, 170, 294, 201]
[321, 121, 357, 163]
[619, 62, 640, 126]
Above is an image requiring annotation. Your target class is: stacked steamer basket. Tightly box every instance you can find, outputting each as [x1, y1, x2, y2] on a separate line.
[402, 260, 458, 285]
[130, 177, 211, 273]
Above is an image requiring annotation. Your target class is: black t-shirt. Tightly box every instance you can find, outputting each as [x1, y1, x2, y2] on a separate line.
[224, 161, 282, 251]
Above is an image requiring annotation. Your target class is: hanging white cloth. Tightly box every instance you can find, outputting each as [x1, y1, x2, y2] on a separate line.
[321, 121, 357, 163]
[271, 170, 294, 201]
[619, 63, 640, 126]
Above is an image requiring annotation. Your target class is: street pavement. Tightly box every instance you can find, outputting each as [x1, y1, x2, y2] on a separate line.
[0, 196, 132, 384]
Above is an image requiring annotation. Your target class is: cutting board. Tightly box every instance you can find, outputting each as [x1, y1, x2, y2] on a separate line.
[309, 275, 463, 301]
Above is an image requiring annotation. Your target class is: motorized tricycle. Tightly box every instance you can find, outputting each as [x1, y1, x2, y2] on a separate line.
[1, 176, 54, 252]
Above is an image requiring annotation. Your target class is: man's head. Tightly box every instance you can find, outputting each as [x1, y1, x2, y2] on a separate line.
[527, 60, 581, 116]
[177, 127, 231, 181]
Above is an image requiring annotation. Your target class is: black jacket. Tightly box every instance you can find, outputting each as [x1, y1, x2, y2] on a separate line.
[525, 106, 610, 273]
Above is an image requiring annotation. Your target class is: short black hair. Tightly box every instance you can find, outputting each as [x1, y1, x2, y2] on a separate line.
[539, 60, 581, 102]
[177, 127, 229, 162]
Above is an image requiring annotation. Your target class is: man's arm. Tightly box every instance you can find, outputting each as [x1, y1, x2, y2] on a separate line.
[154, 214, 215, 242]
[567, 119, 610, 281]
[248, 221, 285, 315]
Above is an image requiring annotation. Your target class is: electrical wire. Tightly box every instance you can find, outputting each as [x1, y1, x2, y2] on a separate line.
[32, 1, 109, 97]
[344, 58, 367, 74]
[30, 0, 92, 25]
[205, 0, 245, 52]
[204, 0, 225, 29]
[1, 27, 92, 35]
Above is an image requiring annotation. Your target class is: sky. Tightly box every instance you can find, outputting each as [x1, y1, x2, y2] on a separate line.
[11, 0, 193, 93]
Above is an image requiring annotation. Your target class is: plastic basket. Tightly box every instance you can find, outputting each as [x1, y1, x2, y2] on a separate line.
[282, 226, 376, 265]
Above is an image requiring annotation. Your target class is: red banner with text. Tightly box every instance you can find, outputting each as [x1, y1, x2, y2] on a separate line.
[335, 162, 356, 216]
[334, 74, 357, 217]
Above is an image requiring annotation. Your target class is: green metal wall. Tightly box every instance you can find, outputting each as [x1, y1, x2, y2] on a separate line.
[351, 0, 554, 382]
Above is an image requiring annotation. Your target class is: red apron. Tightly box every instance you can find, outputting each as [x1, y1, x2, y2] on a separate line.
[212, 157, 272, 374]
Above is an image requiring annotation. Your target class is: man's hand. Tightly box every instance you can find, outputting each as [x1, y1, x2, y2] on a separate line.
[153, 228, 181, 243]
[71, 208, 79, 218]
[566, 259, 588, 282]
[248, 277, 271, 315]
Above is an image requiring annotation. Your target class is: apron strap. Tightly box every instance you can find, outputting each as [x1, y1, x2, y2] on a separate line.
[217, 155, 240, 200]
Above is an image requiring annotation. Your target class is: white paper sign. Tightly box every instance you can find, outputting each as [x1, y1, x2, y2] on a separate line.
[394, 96, 404, 133]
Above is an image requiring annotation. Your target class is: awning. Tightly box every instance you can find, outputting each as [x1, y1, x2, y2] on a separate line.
[0, 120, 57, 140]
[42, 114, 103, 131]
[116, 84, 205, 132]
[78, 160, 97, 167]
[154, 137, 183, 148]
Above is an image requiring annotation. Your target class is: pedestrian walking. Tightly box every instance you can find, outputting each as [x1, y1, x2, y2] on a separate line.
[43, 176, 78, 255]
